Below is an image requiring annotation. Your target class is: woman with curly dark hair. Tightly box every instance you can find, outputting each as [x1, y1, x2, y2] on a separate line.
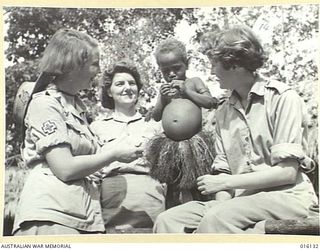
[90, 59, 166, 230]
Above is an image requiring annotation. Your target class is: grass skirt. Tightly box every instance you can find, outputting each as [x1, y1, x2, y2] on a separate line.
[145, 130, 216, 205]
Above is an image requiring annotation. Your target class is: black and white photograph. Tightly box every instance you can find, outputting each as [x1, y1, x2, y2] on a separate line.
[3, 3, 319, 240]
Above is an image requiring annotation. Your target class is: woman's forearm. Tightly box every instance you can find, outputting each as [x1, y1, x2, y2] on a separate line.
[198, 159, 299, 195]
[45, 145, 118, 182]
[45, 140, 142, 182]
[226, 159, 299, 190]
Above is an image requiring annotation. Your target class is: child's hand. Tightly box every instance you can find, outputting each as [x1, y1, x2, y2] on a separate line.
[160, 83, 171, 98]
[171, 80, 186, 95]
[160, 83, 179, 99]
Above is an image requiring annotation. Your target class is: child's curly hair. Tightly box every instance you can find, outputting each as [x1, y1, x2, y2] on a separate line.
[201, 25, 268, 72]
[155, 38, 188, 64]
[101, 59, 143, 109]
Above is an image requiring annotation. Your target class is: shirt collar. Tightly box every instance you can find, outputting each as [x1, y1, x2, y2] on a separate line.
[110, 111, 142, 123]
[249, 76, 266, 97]
[229, 75, 266, 105]
[45, 84, 86, 121]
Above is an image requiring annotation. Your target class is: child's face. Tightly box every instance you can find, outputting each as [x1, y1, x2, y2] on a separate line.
[157, 50, 187, 83]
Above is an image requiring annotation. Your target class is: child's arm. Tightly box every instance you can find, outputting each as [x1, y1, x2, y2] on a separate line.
[173, 77, 218, 109]
[152, 94, 167, 122]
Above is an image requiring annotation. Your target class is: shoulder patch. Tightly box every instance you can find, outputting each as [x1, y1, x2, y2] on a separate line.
[42, 120, 57, 135]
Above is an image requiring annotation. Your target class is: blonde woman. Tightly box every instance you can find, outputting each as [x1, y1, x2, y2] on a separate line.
[13, 29, 143, 235]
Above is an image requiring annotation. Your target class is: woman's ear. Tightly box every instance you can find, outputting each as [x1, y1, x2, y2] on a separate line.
[232, 65, 246, 73]
[231, 65, 243, 72]
[106, 88, 112, 97]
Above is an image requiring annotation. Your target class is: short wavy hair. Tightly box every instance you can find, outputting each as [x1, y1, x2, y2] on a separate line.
[101, 59, 143, 109]
[202, 25, 267, 72]
[155, 38, 188, 65]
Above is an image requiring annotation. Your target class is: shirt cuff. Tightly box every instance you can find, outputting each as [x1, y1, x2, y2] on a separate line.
[211, 161, 231, 175]
[270, 143, 315, 172]
[270, 143, 304, 164]
[36, 137, 71, 155]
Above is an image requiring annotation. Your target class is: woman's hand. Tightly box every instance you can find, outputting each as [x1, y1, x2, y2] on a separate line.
[101, 135, 144, 163]
[197, 174, 231, 195]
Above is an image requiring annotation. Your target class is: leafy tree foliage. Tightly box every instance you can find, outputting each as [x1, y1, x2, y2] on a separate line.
[5, 6, 318, 172]
[4, 7, 192, 157]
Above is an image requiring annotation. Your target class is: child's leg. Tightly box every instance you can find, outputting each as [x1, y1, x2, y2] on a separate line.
[197, 191, 312, 233]
[153, 200, 209, 233]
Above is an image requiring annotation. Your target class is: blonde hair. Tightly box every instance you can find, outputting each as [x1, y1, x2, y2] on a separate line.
[40, 28, 98, 76]
[18, 28, 98, 141]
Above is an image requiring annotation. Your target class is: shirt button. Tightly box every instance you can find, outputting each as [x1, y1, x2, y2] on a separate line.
[245, 137, 249, 142]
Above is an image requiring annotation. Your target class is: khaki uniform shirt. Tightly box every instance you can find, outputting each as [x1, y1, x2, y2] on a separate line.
[13, 86, 105, 234]
[213, 77, 317, 200]
[90, 112, 162, 175]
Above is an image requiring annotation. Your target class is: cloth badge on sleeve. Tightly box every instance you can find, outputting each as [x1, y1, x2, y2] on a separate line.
[42, 120, 57, 135]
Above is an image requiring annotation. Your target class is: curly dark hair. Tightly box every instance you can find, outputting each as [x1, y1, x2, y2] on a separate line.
[155, 38, 188, 65]
[202, 25, 268, 72]
[101, 59, 143, 109]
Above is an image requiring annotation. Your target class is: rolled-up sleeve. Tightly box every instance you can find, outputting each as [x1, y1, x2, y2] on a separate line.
[270, 89, 307, 165]
[25, 96, 71, 155]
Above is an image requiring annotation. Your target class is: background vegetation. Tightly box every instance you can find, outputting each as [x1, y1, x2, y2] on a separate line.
[3, 5, 319, 235]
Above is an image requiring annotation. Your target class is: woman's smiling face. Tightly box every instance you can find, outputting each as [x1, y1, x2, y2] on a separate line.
[108, 72, 139, 108]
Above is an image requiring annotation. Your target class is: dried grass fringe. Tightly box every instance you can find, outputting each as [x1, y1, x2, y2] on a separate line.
[145, 130, 215, 189]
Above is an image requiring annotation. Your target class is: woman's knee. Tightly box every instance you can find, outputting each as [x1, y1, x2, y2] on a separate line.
[153, 210, 174, 233]
[155, 208, 176, 225]
[200, 204, 241, 226]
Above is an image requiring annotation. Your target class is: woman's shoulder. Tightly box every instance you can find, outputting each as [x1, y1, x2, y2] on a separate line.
[264, 79, 301, 103]
[90, 116, 114, 135]
[29, 91, 63, 112]
[265, 79, 292, 94]
[142, 118, 163, 135]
